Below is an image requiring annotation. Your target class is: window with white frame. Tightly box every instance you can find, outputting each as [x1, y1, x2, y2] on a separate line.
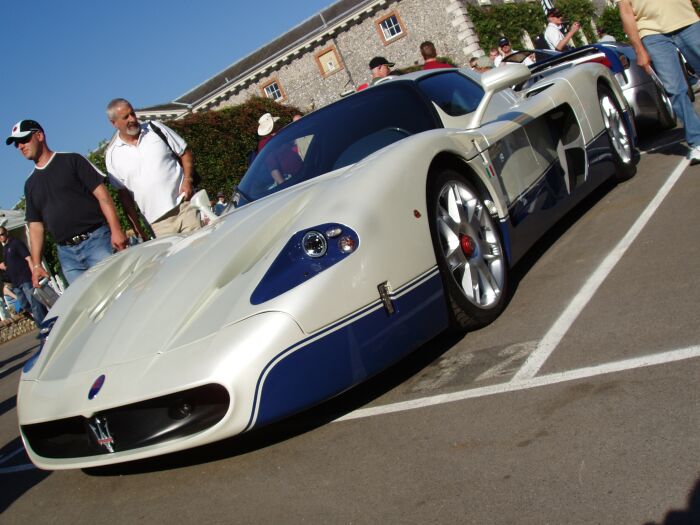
[376, 12, 406, 44]
[263, 81, 283, 101]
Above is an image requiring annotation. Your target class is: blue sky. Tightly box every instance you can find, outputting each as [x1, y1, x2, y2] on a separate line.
[0, 0, 333, 209]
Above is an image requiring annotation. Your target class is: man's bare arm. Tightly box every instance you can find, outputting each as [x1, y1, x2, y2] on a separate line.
[618, 0, 652, 73]
[92, 183, 127, 251]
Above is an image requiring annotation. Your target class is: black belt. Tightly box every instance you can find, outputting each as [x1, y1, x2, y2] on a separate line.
[58, 224, 104, 247]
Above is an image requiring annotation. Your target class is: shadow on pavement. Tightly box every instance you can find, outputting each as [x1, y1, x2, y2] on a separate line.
[644, 477, 700, 525]
[0, 395, 17, 418]
[0, 348, 31, 370]
[0, 437, 50, 514]
[84, 330, 464, 476]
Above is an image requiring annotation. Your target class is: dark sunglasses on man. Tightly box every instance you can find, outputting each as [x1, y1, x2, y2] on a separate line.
[13, 132, 35, 147]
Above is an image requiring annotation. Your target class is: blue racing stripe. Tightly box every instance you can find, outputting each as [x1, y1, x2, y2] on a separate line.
[245, 270, 447, 430]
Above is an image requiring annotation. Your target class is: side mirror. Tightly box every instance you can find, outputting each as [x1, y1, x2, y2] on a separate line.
[189, 189, 219, 225]
[468, 64, 531, 129]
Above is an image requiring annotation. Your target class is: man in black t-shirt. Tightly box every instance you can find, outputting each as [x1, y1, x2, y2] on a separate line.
[6, 119, 127, 286]
[0, 228, 46, 326]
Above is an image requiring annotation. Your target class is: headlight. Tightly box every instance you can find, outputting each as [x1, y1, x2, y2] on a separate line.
[302, 231, 327, 258]
[251, 223, 360, 304]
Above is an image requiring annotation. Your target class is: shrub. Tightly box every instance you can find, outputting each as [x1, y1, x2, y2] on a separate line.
[555, 0, 597, 45]
[467, 2, 546, 52]
[596, 6, 627, 43]
[167, 97, 301, 198]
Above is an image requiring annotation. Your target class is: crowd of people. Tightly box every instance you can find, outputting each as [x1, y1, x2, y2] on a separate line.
[1, 1, 698, 324]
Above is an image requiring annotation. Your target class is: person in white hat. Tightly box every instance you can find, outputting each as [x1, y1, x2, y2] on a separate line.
[257, 113, 280, 150]
[253, 113, 303, 186]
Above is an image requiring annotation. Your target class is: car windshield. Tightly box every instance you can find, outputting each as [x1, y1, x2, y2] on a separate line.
[502, 50, 554, 64]
[236, 82, 440, 204]
[416, 71, 484, 117]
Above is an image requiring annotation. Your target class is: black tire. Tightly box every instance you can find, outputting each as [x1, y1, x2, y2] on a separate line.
[428, 170, 508, 331]
[598, 85, 637, 182]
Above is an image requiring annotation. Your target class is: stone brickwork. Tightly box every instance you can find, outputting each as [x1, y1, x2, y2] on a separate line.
[0, 316, 35, 345]
[214, 0, 481, 114]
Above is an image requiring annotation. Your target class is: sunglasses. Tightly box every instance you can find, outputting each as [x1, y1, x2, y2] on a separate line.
[0, 232, 7, 237]
[13, 132, 36, 146]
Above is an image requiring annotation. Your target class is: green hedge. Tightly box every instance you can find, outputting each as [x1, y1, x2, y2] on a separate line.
[596, 6, 626, 42]
[167, 97, 301, 198]
[467, 0, 600, 50]
[466, 2, 545, 52]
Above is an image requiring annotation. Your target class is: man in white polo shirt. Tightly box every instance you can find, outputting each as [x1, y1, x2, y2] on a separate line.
[105, 98, 201, 238]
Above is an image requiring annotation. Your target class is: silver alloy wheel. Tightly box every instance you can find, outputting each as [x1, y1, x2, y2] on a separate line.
[435, 181, 505, 308]
[600, 95, 632, 164]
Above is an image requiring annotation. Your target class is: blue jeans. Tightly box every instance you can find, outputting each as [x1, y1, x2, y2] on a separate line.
[17, 281, 46, 327]
[643, 21, 700, 147]
[57, 224, 114, 285]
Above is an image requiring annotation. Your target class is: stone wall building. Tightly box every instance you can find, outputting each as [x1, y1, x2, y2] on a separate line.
[137, 0, 485, 120]
[137, 0, 611, 121]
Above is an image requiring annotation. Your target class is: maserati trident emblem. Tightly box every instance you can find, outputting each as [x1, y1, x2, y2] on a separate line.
[87, 415, 115, 453]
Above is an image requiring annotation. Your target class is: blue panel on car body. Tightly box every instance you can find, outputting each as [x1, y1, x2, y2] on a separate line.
[249, 270, 447, 429]
[251, 223, 360, 305]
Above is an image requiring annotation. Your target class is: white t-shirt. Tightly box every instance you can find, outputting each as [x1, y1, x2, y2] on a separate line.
[106, 122, 187, 223]
[545, 23, 565, 50]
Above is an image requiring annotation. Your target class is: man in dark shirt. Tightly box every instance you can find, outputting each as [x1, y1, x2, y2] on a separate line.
[6, 120, 127, 285]
[0, 228, 46, 326]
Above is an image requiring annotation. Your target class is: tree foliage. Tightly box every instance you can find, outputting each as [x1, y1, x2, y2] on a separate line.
[555, 0, 598, 45]
[167, 97, 302, 198]
[597, 6, 627, 43]
[467, 0, 602, 50]
[466, 2, 547, 52]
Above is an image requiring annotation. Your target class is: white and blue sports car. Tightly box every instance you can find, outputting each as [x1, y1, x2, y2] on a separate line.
[18, 63, 637, 469]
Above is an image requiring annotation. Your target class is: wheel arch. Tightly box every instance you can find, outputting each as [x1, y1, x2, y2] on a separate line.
[425, 151, 513, 265]
[596, 76, 638, 142]
[426, 152, 504, 218]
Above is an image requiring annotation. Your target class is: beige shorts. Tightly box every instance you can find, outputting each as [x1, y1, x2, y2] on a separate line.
[151, 201, 201, 238]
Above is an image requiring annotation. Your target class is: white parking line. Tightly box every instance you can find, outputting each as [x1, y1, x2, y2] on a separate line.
[334, 345, 700, 422]
[512, 156, 691, 381]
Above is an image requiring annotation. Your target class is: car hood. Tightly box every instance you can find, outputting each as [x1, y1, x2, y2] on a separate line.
[27, 178, 336, 383]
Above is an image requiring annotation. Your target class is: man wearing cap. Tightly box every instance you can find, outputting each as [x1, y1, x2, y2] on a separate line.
[6, 120, 127, 286]
[105, 98, 200, 239]
[420, 41, 453, 70]
[617, 0, 700, 165]
[356, 57, 394, 91]
[494, 37, 534, 67]
[545, 8, 581, 51]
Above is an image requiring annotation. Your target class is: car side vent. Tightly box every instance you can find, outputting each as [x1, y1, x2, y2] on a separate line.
[525, 83, 554, 98]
